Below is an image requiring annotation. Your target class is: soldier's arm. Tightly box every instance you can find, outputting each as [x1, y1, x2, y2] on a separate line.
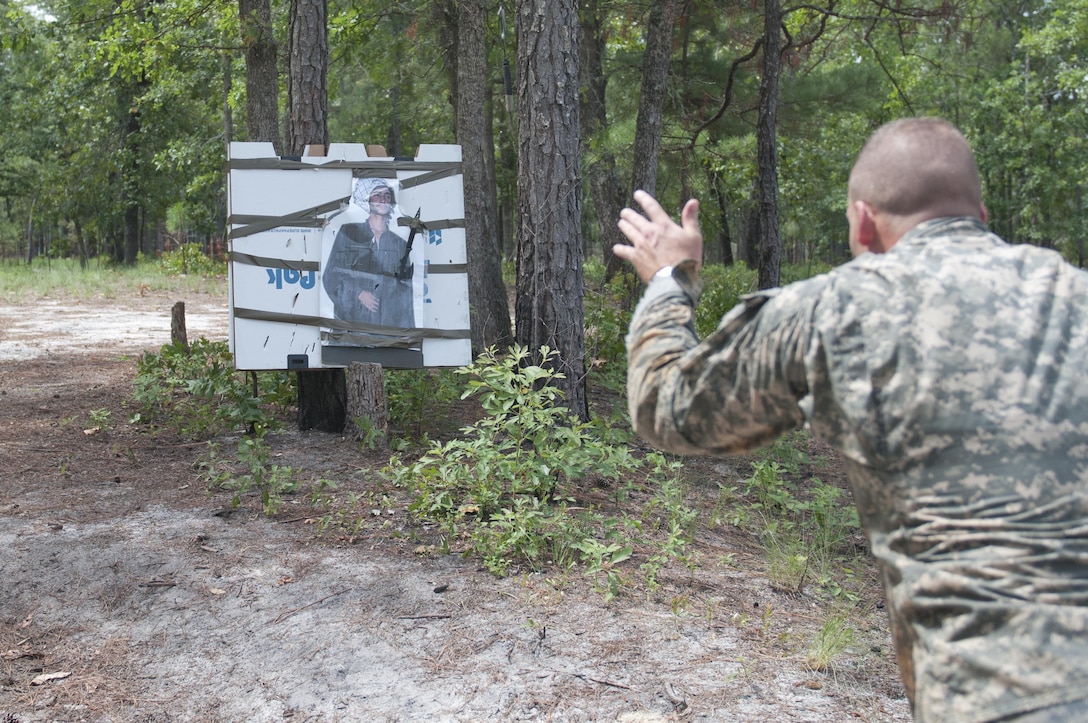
[626, 261, 811, 456]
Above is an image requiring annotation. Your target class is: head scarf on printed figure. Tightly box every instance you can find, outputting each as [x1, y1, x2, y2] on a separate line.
[352, 178, 397, 217]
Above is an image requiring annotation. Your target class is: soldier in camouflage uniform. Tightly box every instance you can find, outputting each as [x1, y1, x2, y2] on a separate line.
[614, 117, 1088, 722]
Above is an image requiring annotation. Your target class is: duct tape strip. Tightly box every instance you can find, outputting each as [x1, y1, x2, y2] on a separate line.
[233, 307, 471, 341]
[229, 252, 320, 271]
[397, 166, 463, 190]
[425, 264, 468, 275]
[229, 197, 349, 240]
[321, 331, 416, 349]
[229, 158, 462, 176]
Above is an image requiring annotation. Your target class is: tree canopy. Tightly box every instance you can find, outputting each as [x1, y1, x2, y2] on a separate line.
[1, 0, 1084, 268]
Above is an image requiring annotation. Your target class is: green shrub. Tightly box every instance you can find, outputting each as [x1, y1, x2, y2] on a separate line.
[694, 264, 758, 337]
[388, 345, 692, 595]
[132, 338, 297, 515]
[158, 243, 225, 277]
[584, 269, 637, 392]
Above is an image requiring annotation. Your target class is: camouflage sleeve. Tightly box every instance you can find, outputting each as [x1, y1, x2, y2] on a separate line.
[625, 260, 815, 456]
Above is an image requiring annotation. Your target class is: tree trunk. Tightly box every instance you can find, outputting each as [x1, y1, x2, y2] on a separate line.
[239, 0, 280, 151]
[297, 368, 346, 432]
[346, 362, 386, 445]
[454, 0, 513, 355]
[629, 0, 679, 198]
[755, 0, 782, 290]
[285, 0, 340, 431]
[515, 0, 588, 421]
[285, 0, 328, 155]
[120, 80, 143, 267]
[708, 169, 735, 266]
[171, 301, 189, 350]
[578, 0, 627, 281]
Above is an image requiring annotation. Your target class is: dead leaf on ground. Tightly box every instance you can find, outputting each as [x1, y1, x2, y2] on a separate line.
[31, 671, 72, 685]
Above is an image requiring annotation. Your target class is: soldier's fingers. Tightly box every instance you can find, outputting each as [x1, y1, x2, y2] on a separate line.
[618, 211, 653, 242]
[612, 242, 635, 261]
[632, 190, 670, 223]
[680, 199, 701, 234]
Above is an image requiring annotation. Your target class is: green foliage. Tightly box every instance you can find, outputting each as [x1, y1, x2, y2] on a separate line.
[133, 338, 270, 437]
[583, 267, 637, 392]
[133, 337, 301, 515]
[735, 436, 861, 598]
[200, 431, 299, 516]
[385, 368, 461, 440]
[395, 345, 636, 517]
[694, 263, 758, 337]
[158, 243, 225, 277]
[389, 345, 692, 597]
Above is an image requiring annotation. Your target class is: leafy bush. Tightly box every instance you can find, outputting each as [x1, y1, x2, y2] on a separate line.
[133, 338, 258, 437]
[584, 269, 637, 392]
[158, 243, 225, 277]
[388, 345, 693, 595]
[694, 263, 758, 337]
[385, 368, 461, 440]
[132, 338, 298, 514]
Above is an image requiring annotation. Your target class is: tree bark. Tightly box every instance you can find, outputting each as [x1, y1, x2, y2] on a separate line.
[285, 0, 340, 431]
[297, 368, 346, 432]
[453, 0, 512, 355]
[514, 0, 587, 421]
[756, 0, 782, 290]
[238, 0, 280, 151]
[578, 0, 627, 281]
[171, 301, 189, 350]
[708, 169, 735, 266]
[629, 0, 679, 198]
[346, 362, 387, 445]
[285, 0, 328, 155]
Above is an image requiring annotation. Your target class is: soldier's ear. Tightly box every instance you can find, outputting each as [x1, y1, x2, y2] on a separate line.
[853, 200, 878, 251]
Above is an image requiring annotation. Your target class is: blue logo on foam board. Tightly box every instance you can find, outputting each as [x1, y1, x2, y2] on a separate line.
[267, 269, 316, 289]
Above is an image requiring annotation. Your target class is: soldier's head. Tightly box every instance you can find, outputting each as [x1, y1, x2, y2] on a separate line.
[846, 118, 987, 257]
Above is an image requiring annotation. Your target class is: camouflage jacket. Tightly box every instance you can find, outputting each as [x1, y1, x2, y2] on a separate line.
[626, 217, 1088, 722]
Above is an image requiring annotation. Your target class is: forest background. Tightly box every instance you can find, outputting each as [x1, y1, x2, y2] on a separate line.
[2, 0, 1088, 414]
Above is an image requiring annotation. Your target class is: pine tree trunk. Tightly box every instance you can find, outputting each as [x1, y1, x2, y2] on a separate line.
[239, 0, 280, 151]
[285, 0, 328, 155]
[285, 0, 340, 431]
[629, 0, 679, 198]
[756, 0, 782, 290]
[579, 0, 627, 282]
[515, 0, 588, 421]
[455, 0, 512, 355]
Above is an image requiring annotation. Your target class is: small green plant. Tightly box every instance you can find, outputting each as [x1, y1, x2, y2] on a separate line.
[200, 429, 299, 515]
[762, 520, 810, 592]
[132, 337, 299, 516]
[385, 368, 461, 440]
[694, 263, 758, 337]
[88, 408, 112, 432]
[352, 415, 385, 451]
[133, 338, 273, 438]
[583, 270, 637, 393]
[805, 606, 856, 671]
[741, 450, 863, 597]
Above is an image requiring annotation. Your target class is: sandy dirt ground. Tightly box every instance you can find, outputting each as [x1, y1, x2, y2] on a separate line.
[0, 289, 911, 722]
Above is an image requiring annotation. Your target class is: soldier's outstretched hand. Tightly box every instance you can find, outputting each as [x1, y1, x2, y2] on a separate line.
[615, 190, 703, 283]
